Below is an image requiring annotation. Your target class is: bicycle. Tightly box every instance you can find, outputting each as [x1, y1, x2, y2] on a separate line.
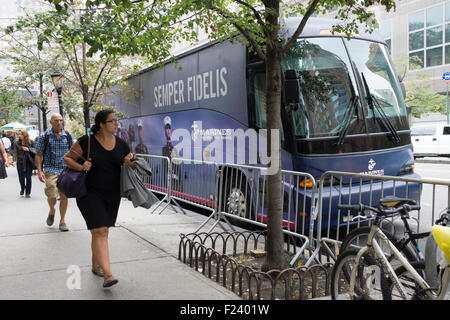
[331, 196, 450, 300]
[340, 195, 429, 265]
[390, 210, 450, 300]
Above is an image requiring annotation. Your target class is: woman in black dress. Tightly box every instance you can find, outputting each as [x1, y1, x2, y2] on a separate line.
[64, 110, 134, 288]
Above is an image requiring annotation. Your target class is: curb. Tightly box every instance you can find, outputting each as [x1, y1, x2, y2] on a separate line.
[414, 157, 450, 164]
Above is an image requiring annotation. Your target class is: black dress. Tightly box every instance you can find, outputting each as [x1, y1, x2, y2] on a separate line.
[76, 134, 130, 230]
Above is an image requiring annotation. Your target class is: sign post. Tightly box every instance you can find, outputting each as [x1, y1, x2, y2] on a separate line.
[46, 91, 59, 112]
[442, 73, 450, 124]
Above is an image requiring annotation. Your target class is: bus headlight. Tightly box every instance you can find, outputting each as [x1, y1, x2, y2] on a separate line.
[398, 164, 414, 175]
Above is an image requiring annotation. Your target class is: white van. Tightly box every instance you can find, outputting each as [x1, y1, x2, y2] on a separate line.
[411, 124, 450, 157]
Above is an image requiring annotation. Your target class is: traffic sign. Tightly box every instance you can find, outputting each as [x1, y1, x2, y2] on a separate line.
[443, 72, 450, 83]
[47, 91, 59, 111]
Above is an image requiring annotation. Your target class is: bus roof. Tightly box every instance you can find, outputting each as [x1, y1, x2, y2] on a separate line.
[283, 17, 384, 42]
[128, 17, 385, 80]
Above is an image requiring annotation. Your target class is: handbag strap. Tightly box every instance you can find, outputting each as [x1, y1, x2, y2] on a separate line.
[70, 134, 91, 162]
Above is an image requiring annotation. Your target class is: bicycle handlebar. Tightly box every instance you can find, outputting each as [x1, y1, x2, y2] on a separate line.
[337, 204, 363, 212]
[337, 202, 421, 217]
[436, 212, 450, 226]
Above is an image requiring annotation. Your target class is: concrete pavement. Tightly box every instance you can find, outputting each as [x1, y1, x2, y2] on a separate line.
[0, 165, 239, 300]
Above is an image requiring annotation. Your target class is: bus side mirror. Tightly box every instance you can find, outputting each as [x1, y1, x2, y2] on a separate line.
[284, 69, 300, 106]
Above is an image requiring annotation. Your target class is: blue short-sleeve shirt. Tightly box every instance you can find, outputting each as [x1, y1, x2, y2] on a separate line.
[36, 129, 73, 175]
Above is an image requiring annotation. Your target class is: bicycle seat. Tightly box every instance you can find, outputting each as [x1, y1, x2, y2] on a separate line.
[431, 225, 450, 261]
[379, 196, 417, 208]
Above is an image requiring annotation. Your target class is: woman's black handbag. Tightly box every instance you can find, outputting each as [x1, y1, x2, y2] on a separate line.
[57, 136, 91, 198]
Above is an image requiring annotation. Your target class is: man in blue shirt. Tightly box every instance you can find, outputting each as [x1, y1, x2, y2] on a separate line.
[35, 113, 73, 232]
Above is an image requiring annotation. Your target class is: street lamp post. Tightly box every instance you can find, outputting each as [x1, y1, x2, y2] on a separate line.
[443, 72, 450, 124]
[50, 71, 64, 118]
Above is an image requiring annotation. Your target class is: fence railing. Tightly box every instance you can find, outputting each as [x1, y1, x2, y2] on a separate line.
[308, 171, 450, 265]
[136, 154, 186, 215]
[138, 154, 450, 268]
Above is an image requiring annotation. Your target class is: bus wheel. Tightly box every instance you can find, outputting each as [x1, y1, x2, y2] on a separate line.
[223, 177, 255, 230]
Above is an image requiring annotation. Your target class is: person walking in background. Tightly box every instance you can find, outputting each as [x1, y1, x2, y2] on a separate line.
[35, 113, 73, 232]
[64, 110, 134, 288]
[13, 129, 36, 198]
[2, 133, 12, 156]
[6, 132, 15, 158]
[0, 139, 9, 180]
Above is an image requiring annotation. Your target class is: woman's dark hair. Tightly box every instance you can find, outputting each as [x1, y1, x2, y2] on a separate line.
[90, 109, 115, 134]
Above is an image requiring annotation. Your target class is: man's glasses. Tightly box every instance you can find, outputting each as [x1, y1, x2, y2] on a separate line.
[105, 119, 119, 124]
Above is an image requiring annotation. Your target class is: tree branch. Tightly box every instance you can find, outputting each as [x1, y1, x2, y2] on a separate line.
[59, 44, 83, 89]
[209, 6, 266, 61]
[233, 0, 265, 27]
[281, 0, 320, 55]
[88, 57, 111, 106]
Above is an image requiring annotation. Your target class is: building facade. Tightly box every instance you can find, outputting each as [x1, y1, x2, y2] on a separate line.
[376, 0, 450, 94]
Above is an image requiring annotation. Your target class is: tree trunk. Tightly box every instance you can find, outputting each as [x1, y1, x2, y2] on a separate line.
[83, 100, 90, 134]
[82, 43, 91, 134]
[261, 0, 288, 271]
[41, 108, 47, 131]
[39, 74, 47, 131]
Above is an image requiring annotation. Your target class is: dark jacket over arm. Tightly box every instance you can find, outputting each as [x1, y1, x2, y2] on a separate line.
[120, 157, 158, 209]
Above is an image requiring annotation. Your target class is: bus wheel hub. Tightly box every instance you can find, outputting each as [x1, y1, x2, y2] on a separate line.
[227, 188, 246, 217]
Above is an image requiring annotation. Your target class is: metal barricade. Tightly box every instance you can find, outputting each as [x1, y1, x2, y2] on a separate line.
[169, 157, 223, 231]
[135, 154, 186, 214]
[214, 163, 318, 266]
[309, 171, 450, 265]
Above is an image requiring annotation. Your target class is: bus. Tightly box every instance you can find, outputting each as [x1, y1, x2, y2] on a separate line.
[106, 17, 421, 231]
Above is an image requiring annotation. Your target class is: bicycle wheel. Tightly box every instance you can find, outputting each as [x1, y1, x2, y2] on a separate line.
[331, 248, 391, 300]
[340, 226, 418, 266]
[388, 262, 431, 300]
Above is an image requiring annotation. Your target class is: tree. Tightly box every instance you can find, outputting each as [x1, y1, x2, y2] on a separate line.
[394, 54, 446, 118]
[26, 0, 397, 270]
[0, 79, 24, 125]
[7, 4, 149, 132]
[0, 24, 65, 131]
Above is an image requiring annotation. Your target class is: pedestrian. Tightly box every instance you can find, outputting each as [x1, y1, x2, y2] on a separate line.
[0, 139, 9, 179]
[7, 132, 15, 157]
[13, 129, 36, 197]
[2, 133, 12, 155]
[64, 109, 134, 288]
[35, 113, 73, 232]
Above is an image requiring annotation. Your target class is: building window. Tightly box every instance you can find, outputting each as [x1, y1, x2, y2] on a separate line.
[408, 2, 450, 70]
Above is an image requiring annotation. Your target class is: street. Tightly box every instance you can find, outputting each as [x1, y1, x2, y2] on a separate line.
[414, 162, 450, 231]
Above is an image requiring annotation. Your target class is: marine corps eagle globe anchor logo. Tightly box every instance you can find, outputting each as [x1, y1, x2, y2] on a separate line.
[368, 158, 376, 171]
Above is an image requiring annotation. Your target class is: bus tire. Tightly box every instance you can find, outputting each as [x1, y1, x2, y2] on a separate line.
[221, 171, 255, 229]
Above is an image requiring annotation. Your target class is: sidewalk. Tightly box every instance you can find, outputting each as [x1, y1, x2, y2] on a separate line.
[0, 166, 239, 300]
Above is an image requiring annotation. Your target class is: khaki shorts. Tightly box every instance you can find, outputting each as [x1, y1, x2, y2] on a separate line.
[44, 173, 66, 199]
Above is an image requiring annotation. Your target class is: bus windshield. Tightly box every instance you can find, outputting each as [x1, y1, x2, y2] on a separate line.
[345, 38, 408, 132]
[282, 37, 407, 138]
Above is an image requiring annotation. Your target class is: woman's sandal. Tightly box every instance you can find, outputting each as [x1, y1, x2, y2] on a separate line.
[103, 275, 118, 288]
[91, 265, 104, 277]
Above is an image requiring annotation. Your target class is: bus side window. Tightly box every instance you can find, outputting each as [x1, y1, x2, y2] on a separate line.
[253, 73, 285, 142]
[444, 126, 450, 135]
